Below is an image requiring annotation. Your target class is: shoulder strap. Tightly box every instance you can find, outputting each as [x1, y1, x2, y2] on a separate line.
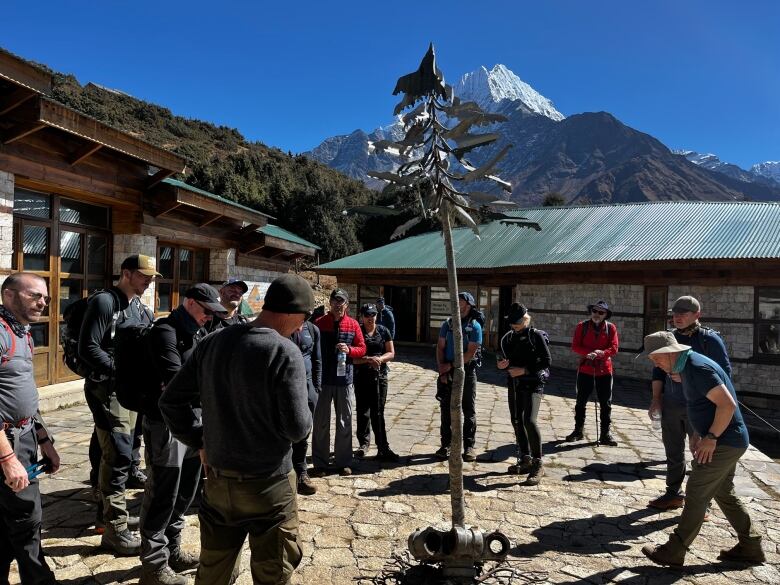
[579, 320, 589, 344]
[0, 317, 16, 364]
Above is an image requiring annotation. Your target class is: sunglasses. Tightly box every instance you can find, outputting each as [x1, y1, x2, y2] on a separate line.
[330, 297, 347, 306]
[12, 289, 51, 305]
[591, 309, 606, 316]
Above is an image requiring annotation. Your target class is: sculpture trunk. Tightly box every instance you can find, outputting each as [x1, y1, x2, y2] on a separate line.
[441, 200, 466, 529]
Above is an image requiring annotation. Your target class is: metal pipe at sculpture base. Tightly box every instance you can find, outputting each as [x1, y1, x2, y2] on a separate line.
[409, 526, 511, 581]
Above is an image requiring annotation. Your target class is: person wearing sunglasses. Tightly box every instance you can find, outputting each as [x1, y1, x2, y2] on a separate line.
[567, 300, 620, 446]
[0, 272, 59, 585]
[138, 283, 225, 585]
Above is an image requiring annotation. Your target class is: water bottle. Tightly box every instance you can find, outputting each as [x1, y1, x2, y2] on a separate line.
[337, 351, 347, 377]
[651, 409, 662, 431]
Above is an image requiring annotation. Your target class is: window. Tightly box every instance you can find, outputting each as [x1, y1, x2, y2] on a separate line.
[644, 286, 668, 337]
[756, 288, 780, 359]
[155, 244, 209, 314]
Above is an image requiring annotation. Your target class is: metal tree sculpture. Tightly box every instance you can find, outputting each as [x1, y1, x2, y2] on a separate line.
[361, 44, 540, 580]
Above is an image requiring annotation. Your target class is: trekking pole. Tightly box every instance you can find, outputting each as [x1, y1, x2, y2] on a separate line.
[593, 368, 600, 446]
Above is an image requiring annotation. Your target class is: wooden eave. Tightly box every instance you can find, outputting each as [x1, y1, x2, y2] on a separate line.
[171, 186, 271, 227]
[238, 232, 316, 259]
[0, 49, 52, 94]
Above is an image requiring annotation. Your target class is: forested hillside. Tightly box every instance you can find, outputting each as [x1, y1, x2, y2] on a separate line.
[50, 72, 378, 261]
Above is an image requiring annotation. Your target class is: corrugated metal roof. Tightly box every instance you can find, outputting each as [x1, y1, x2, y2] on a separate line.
[259, 224, 321, 251]
[318, 201, 780, 271]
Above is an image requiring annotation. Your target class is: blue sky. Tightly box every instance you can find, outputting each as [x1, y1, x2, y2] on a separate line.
[3, 0, 778, 168]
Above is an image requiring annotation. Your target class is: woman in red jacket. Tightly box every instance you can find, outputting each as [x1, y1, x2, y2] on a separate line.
[567, 300, 620, 446]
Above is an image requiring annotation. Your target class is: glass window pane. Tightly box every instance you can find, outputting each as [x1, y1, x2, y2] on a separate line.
[29, 323, 48, 348]
[157, 283, 172, 313]
[87, 279, 105, 295]
[179, 249, 192, 281]
[59, 198, 109, 228]
[489, 290, 499, 335]
[193, 251, 207, 281]
[87, 234, 108, 276]
[59, 279, 83, 316]
[757, 288, 780, 320]
[159, 247, 174, 279]
[14, 189, 50, 218]
[22, 225, 49, 270]
[60, 231, 83, 274]
[758, 323, 780, 355]
[179, 283, 191, 300]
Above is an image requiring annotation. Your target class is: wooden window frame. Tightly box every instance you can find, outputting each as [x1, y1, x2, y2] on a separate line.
[155, 244, 209, 316]
[754, 287, 780, 364]
[643, 286, 669, 338]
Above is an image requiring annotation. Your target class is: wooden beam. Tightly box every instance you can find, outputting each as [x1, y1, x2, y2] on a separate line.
[3, 121, 46, 144]
[0, 87, 35, 116]
[175, 189, 271, 226]
[237, 223, 261, 237]
[68, 142, 103, 166]
[153, 201, 182, 218]
[241, 242, 267, 255]
[146, 169, 174, 189]
[0, 50, 52, 94]
[199, 212, 223, 227]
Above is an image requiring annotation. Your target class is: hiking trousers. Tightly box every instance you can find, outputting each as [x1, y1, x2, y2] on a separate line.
[661, 398, 693, 496]
[140, 417, 201, 570]
[508, 380, 543, 459]
[85, 379, 136, 531]
[291, 379, 318, 475]
[437, 364, 477, 449]
[574, 372, 613, 433]
[311, 384, 354, 469]
[354, 370, 390, 452]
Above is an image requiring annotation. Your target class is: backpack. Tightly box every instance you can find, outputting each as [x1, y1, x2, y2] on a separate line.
[61, 290, 121, 378]
[579, 319, 614, 346]
[112, 300, 155, 412]
[527, 327, 551, 382]
[0, 316, 34, 366]
[445, 307, 485, 367]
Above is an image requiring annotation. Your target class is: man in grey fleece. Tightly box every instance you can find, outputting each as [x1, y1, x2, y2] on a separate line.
[160, 274, 315, 585]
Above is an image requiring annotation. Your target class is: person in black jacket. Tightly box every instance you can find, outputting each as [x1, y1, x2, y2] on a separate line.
[290, 320, 322, 495]
[78, 254, 158, 556]
[497, 303, 551, 485]
[139, 284, 225, 585]
[199, 279, 249, 334]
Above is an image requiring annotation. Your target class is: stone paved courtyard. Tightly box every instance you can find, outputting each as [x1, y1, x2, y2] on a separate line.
[13, 349, 780, 584]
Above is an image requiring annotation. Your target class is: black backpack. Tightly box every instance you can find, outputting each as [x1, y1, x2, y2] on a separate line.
[527, 327, 551, 382]
[61, 290, 121, 379]
[112, 300, 155, 412]
[445, 307, 486, 367]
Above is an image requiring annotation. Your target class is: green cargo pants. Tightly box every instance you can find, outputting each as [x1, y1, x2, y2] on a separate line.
[195, 468, 302, 585]
[663, 443, 761, 560]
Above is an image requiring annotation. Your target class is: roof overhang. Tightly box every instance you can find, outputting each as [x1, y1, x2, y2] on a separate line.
[0, 49, 52, 94]
[239, 232, 317, 259]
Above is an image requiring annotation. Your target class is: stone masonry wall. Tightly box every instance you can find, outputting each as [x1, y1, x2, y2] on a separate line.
[112, 234, 158, 308]
[0, 171, 14, 289]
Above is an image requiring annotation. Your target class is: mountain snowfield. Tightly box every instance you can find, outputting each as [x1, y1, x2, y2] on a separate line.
[752, 161, 780, 183]
[676, 150, 780, 187]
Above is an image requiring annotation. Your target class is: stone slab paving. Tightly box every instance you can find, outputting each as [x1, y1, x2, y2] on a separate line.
[10, 349, 780, 584]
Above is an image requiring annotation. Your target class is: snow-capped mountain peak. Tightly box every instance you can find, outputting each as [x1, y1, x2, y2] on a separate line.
[453, 64, 564, 121]
[751, 161, 780, 183]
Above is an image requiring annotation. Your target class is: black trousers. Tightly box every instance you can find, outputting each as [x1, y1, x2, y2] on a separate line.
[508, 380, 543, 459]
[89, 412, 143, 486]
[291, 380, 318, 475]
[354, 369, 390, 453]
[574, 372, 613, 433]
[437, 365, 477, 449]
[0, 428, 56, 585]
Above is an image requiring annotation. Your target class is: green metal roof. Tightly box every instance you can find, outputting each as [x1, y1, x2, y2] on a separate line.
[259, 224, 321, 251]
[162, 178, 274, 220]
[318, 201, 780, 271]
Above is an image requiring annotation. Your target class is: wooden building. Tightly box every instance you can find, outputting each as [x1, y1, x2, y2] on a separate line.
[319, 202, 780, 409]
[0, 49, 318, 388]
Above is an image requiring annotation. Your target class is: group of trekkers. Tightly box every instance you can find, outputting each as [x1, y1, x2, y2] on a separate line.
[0, 262, 766, 585]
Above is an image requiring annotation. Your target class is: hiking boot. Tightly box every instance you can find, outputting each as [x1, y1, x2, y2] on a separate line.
[565, 427, 584, 441]
[375, 449, 401, 463]
[717, 541, 766, 564]
[127, 466, 147, 489]
[309, 467, 328, 478]
[462, 447, 477, 462]
[169, 548, 200, 572]
[434, 446, 450, 460]
[525, 458, 544, 486]
[139, 564, 189, 585]
[355, 444, 369, 459]
[296, 472, 317, 495]
[599, 432, 618, 447]
[338, 467, 352, 476]
[101, 526, 141, 556]
[641, 543, 685, 568]
[96, 514, 139, 532]
[508, 455, 533, 475]
[648, 493, 685, 510]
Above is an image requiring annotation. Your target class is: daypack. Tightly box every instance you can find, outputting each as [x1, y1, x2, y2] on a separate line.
[0, 316, 33, 366]
[527, 327, 551, 382]
[445, 306, 485, 367]
[112, 300, 155, 412]
[579, 319, 615, 346]
[61, 290, 121, 378]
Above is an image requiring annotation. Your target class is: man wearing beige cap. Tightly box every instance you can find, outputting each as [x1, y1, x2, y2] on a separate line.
[641, 331, 763, 567]
[79, 254, 159, 555]
[648, 296, 731, 511]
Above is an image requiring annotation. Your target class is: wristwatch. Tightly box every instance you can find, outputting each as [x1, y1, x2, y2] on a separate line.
[703, 432, 720, 441]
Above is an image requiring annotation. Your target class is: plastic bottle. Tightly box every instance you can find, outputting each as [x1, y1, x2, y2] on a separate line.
[651, 409, 662, 431]
[337, 351, 347, 377]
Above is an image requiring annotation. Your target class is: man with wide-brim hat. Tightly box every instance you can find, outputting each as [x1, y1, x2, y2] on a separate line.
[566, 299, 620, 445]
[640, 331, 764, 568]
[160, 274, 316, 584]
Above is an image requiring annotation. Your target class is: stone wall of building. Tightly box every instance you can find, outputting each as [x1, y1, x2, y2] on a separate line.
[210, 248, 289, 313]
[112, 234, 158, 308]
[0, 171, 14, 288]
[514, 282, 779, 407]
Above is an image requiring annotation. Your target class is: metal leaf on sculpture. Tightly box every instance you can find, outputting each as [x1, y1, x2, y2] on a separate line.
[401, 102, 429, 127]
[344, 205, 404, 217]
[463, 144, 512, 182]
[367, 171, 419, 186]
[463, 191, 504, 204]
[485, 200, 519, 208]
[392, 43, 447, 106]
[390, 216, 423, 240]
[452, 204, 481, 237]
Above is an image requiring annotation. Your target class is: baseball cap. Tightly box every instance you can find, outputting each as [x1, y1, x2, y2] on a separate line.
[672, 296, 700, 314]
[458, 291, 475, 307]
[121, 254, 162, 277]
[221, 278, 248, 294]
[330, 288, 349, 302]
[263, 274, 315, 315]
[376, 297, 385, 304]
[642, 331, 691, 356]
[361, 303, 378, 316]
[184, 283, 227, 314]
